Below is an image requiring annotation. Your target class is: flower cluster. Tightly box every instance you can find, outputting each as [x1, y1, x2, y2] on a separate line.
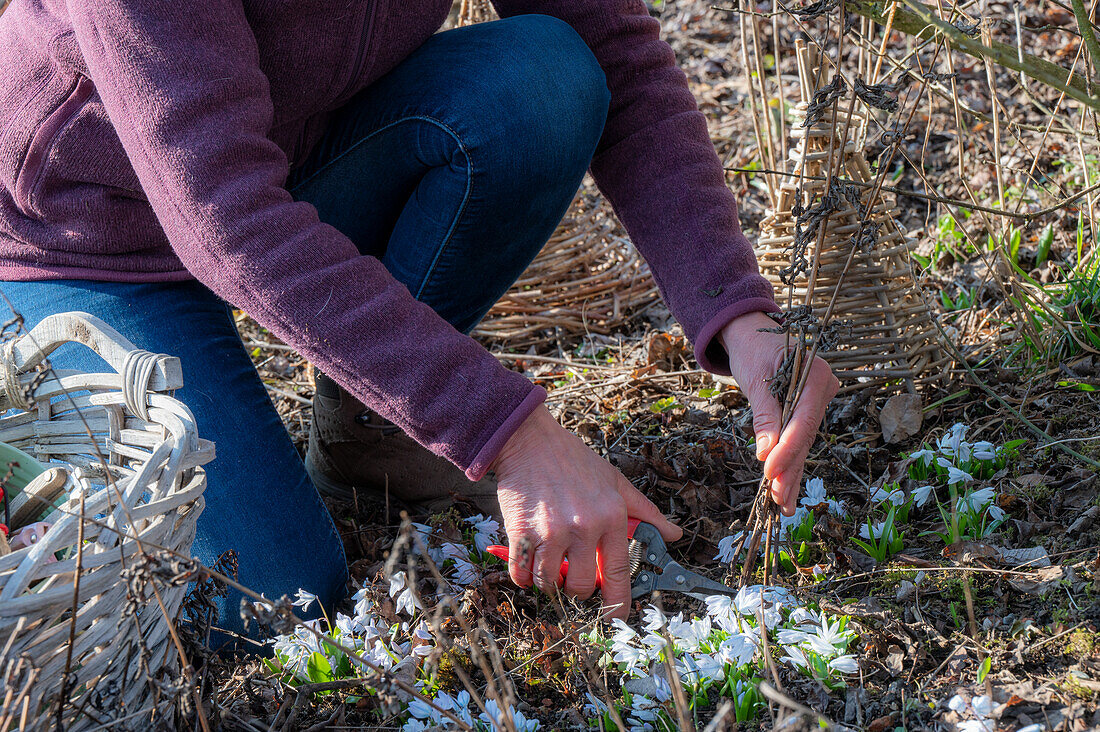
[405, 692, 540, 732]
[588, 586, 858, 728]
[907, 423, 1018, 541]
[714, 477, 845, 570]
[268, 515, 545, 731]
[412, 514, 502, 590]
[272, 581, 540, 731]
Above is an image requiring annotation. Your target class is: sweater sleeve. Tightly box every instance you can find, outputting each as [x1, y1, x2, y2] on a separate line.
[64, 0, 544, 480]
[491, 0, 780, 374]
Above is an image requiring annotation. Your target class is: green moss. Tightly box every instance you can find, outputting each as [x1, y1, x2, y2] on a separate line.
[1065, 628, 1098, 657]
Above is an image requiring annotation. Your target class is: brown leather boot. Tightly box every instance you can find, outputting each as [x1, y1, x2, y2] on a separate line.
[305, 371, 501, 518]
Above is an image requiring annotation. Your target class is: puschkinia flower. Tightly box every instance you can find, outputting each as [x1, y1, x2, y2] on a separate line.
[801, 477, 827, 507]
[480, 698, 541, 732]
[971, 441, 997, 461]
[957, 487, 1006, 523]
[938, 423, 970, 462]
[291, 588, 318, 612]
[912, 484, 936, 508]
[871, 486, 906, 506]
[944, 464, 974, 486]
[388, 571, 421, 616]
[910, 447, 935, 466]
[642, 605, 667, 633]
[859, 519, 894, 541]
[829, 655, 859, 674]
[465, 514, 501, 553]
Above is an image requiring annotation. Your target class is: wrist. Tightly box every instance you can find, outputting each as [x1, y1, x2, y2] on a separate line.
[489, 404, 554, 475]
[719, 310, 782, 354]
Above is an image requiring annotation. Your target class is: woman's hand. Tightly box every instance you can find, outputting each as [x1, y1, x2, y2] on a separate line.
[490, 405, 682, 619]
[720, 311, 840, 516]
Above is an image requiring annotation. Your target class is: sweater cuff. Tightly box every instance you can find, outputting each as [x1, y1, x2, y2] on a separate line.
[694, 297, 783, 375]
[464, 385, 548, 481]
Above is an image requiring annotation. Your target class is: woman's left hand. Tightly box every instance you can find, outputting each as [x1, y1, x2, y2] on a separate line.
[719, 311, 840, 515]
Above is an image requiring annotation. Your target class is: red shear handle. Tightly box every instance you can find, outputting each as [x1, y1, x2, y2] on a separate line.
[486, 518, 641, 589]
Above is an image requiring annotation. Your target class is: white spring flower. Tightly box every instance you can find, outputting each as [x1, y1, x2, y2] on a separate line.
[801, 477, 827, 508]
[858, 519, 893, 541]
[641, 605, 667, 633]
[271, 631, 312, 679]
[779, 645, 809, 670]
[361, 638, 396, 670]
[465, 514, 501, 553]
[938, 423, 970, 461]
[704, 595, 735, 623]
[628, 695, 662, 726]
[714, 533, 744, 563]
[871, 485, 906, 506]
[410, 522, 440, 563]
[971, 441, 997, 461]
[480, 698, 541, 732]
[411, 621, 435, 657]
[582, 693, 608, 718]
[613, 645, 650, 677]
[733, 585, 764, 616]
[944, 464, 974, 486]
[448, 556, 479, 586]
[679, 653, 724, 684]
[431, 690, 474, 727]
[610, 618, 637, 646]
[291, 588, 318, 612]
[828, 654, 859, 674]
[911, 484, 936, 508]
[806, 616, 851, 657]
[441, 542, 470, 562]
[778, 505, 810, 538]
[388, 571, 421, 616]
[640, 631, 667, 659]
[775, 627, 813, 646]
[910, 447, 935, 466]
[788, 606, 820, 625]
[333, 613, 365, 648]
[715, 633, 757, 666]
[350, 587, 378, 627]
[669, 616, 711, 653]
[406, 697, 439, 724]
[958, 486, 996, 512]
[827, 498, 848, 518]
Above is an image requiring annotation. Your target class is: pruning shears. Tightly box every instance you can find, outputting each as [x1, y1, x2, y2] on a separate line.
[487, 519, 739, 601]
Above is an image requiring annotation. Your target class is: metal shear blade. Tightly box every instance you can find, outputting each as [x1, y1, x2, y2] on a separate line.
[629, 521, 739, 601]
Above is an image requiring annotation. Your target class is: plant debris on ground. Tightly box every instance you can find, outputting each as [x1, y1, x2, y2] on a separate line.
[184, 0, 1100, 729]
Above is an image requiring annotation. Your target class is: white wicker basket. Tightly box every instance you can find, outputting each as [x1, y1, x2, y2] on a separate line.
[0, 312, 213, 730]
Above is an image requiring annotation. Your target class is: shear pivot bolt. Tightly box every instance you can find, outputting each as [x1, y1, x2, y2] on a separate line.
[675, 574, 686, 585]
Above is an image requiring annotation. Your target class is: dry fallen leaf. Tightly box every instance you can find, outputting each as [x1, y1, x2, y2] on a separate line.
[878, 393, 923, 444]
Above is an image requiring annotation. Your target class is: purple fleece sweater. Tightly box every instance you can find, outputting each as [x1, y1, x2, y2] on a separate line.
[0, 0, 777, 479]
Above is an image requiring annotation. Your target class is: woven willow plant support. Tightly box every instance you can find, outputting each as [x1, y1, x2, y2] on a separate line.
[755, 43, 947, 393]
[0, 312, 212, 730]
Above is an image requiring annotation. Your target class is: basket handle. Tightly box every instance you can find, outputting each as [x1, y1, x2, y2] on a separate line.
[1, 312, 183, 408]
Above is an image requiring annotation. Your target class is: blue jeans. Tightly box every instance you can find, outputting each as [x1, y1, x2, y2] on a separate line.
[0, 15, 609, 643]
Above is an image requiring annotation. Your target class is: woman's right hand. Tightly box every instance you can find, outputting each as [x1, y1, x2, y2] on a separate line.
[489, 405, 682, 619]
